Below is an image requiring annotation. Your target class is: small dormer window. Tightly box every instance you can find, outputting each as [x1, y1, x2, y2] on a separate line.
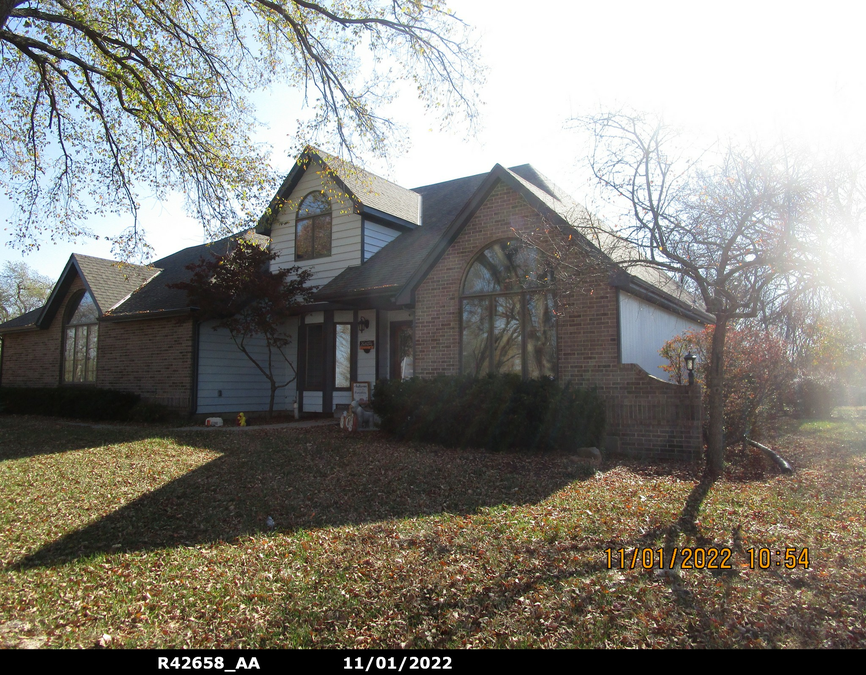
[296, 191, 332, 260]
[63, 290, 98, 383]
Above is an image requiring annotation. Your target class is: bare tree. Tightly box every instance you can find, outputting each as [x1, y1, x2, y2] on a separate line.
[566, 112, 807, 477]
[0, 1, 482, 257]
[789, 146, 866, 344]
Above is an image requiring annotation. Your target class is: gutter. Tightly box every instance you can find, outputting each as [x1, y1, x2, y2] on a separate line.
[611, 272, 714, 324]
[0, 323, 41, 335]
[100, 308, 194, 323]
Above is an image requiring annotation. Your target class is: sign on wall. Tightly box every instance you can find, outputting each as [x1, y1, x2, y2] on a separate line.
[352, 381, 371, 403]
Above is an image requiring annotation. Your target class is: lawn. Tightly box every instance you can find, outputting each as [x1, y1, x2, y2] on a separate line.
[0, 413, 864, 649]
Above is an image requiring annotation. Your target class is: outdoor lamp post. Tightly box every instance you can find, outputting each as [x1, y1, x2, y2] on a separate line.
[684, 352, 696, 385]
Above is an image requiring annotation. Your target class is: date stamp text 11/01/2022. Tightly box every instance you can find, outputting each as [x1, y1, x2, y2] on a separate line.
[605, 547, 810, 570]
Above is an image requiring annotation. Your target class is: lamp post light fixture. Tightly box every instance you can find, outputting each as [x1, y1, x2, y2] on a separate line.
[684, 351, 696, 386]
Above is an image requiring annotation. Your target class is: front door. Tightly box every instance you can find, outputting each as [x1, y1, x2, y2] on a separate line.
[390, 321, 414, 380]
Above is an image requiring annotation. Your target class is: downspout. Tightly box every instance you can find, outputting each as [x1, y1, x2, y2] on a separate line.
[190, 319, 200, 416]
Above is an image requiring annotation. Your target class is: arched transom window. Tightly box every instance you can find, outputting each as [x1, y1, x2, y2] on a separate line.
[295, 191, 332, 260]
[63, 290, 98, 383]
[461, 240, 557, 378]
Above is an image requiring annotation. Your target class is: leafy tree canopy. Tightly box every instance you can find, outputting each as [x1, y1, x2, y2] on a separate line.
[0, 260, 53, 321]
[0, 1, 481, 257]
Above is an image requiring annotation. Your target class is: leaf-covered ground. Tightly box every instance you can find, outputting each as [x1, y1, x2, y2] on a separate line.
[0, 412, 864, 648]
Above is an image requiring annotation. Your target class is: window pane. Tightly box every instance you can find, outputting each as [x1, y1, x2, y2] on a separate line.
[314, 214, 332, 257]
[74, 326, 86, 382]
[396, 325, 414, 379]
[463, 250, 502, 294]
[297, 192, 330, 218]
[493, 296, 522, 374]
[462, 298, 490, 376]
[296, 218, 313, 259]
[305, 324, 324, 389]
[526, 293, 557, 378]
[86, 325, 98, 382]
[335, 324, 351, 388]
[463, 241, 552, 295]
[69, 291, 98, 325]
[64, 327, 75, 382]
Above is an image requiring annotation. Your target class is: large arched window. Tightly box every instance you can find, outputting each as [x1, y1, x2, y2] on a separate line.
[461, 240, 557, 378]
[295, 191, 332, 260]
[63, 290, 98, 383]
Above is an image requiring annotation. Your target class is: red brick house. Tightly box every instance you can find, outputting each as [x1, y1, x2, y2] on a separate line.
[0, 148, 710, 458]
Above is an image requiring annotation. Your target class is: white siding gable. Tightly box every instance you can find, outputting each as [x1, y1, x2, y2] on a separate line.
[619, 291, 702, 379]
[270, 159, 363, 286]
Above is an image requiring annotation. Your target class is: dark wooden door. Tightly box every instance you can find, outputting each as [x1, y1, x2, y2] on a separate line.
[390, 321, 414, 380]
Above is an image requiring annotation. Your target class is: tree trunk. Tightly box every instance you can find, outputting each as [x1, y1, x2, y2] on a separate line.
[268, 382, 276, 419]
[705, 317, 729, 478]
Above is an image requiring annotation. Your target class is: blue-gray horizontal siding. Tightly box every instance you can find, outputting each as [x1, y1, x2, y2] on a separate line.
[196, 319, 298, 413]
[363, 222, 400, 262]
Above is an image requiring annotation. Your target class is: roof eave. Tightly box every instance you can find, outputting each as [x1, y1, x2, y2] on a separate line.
[100, 307, 194, 323]
[611, 271, 714, 324]
[0, 323, 41, 335]
[361, 206, 417, 231]
[35, 255, 104, 328]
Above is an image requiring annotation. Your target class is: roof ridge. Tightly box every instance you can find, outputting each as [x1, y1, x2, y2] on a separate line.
[309, 146, 408, 193]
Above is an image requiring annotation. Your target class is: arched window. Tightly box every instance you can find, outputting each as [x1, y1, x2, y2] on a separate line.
[63, 290, 98, 383]
[295, 191, 332, 260]
[461, 240, 557, 378]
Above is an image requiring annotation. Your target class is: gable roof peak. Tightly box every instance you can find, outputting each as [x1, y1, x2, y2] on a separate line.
[258, 146, 421, 233]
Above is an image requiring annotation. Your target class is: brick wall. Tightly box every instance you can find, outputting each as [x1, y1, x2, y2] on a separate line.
[98, 316, 194, 411]
[414, 182, 703, 460]
[0, 277, 86, 387]
[0, 273, 194, 412]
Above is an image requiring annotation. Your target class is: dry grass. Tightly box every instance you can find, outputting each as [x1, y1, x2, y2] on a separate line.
[0, 412, 864, 648]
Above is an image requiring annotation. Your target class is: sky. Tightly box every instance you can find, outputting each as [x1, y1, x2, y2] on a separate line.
[3, 0, 866, 281]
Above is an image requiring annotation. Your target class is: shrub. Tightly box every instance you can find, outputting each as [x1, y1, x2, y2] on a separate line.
[372, 374, 605, 452]
[127, 401, 180, 424]
[0, 387, 142, 421]
[792, 378, 836, 419]
[660, 325, 796, 442]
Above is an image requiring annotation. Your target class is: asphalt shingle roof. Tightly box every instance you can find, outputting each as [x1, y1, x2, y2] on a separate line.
[106, 234, 270, 318]
[0, 157, 708, 329]
[314, 170, 489, 300]
[314, 149, 421, 225]
[72, 254, 161, 313]
[0, 307, 41, 330]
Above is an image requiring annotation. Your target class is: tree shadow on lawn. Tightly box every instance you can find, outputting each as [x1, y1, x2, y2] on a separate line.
[11, 426, 597, 569]
[0, 416, 169, 461]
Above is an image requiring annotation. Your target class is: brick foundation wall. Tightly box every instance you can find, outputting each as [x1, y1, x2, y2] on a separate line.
[414, 182, 703, 460]
[0, 273, 194, 412]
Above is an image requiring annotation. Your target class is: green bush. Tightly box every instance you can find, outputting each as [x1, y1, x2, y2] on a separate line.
[794, 378, 836, 419]
[0, 386, 142, 421]
[372, 375, 605, 452]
